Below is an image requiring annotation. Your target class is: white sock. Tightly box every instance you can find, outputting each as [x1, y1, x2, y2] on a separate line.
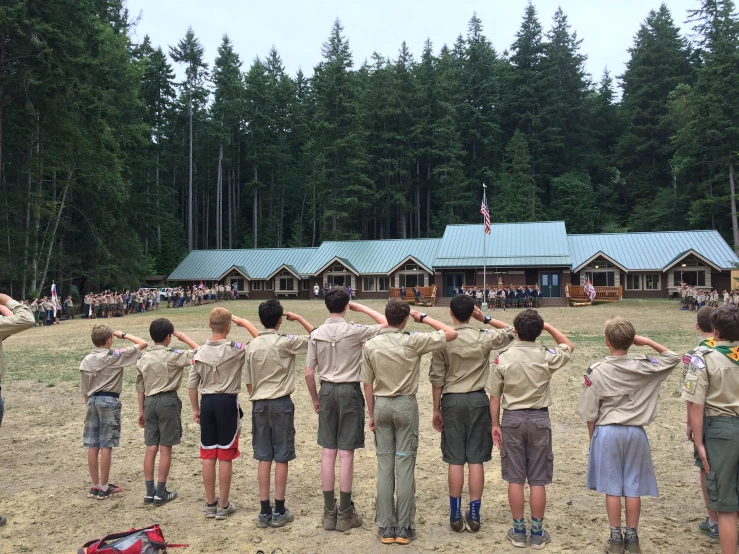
[101, 484, 109, 492]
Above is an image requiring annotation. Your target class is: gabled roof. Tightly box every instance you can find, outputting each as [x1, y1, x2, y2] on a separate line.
[572, 251, 629, 273]
[663, 249, 722, 272]
[312, 256, 360, 276]
[433, 222, 571, 268]
[266, 264, 302, 280]
[217, 265, 251, 281]
[167, 248, 318, 281]
[568, 231, 739, 271]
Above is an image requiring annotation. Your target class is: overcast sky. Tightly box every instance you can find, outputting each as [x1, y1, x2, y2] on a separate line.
[125, 0, 697, 88]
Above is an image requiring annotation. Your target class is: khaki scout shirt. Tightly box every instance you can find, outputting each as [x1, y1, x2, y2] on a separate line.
[188, 338, 246, 395]
[577, 351, 680, 426]
[307, 317, 381, 383]
[486, 341, 572, 410]
[245, 329, 309, 401]
[79, 345, 142, 397]
[681, 341, 739, 417]
[135, 344, 198, 396]
[0, 300, 35, 384]
[429, 324, 515, 393]
[361, 328, 447, 397]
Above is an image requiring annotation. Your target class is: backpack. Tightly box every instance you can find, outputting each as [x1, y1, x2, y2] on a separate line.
[79, 524, 188, 554]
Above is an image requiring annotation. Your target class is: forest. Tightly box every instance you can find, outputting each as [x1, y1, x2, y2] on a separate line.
[0, 0, 738, 297]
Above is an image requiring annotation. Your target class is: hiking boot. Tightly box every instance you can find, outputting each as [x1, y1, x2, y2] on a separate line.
[604, 538, 625, 554]
[531, 529, 551, 550]
[698, 518, 719, 540]
[335, 501, 362, 532]
[153, 489, 177, 507]
[395, 526, 416, 545]
[89, 487, 100, 499]
[624, 538, 641, 554]
[257, 511, 273, 528]
[205, 497, 220, 519]
[450, 516, 465, 533]
[323, 501, 337, 530]
[378, 526, 396, 544]
[215, 501, 236, 520]
[97, 484, 122, 500]
[507, 528, 528, 548]
[271, 508, 294, 528]
[464, 510, 480, 533]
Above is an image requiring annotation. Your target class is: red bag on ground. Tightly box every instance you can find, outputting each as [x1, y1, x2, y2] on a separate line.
[78, 524, 188, 554]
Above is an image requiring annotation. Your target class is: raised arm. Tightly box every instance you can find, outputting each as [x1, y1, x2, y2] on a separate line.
[173, 331, 199, 349]
[632, 335, 669, 354]
[410, 310, 458, 342]
[113, 330, 148, 350]
[543, 322, 574, 353]
[285, 312, 314, 333]
[348, 302, 388, 327]
[232, 316, 260, 338]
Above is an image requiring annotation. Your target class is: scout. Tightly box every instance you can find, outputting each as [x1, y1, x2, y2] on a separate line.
[245, 299, 314, 528]
[362, 299, 457, 545]
[578, 317, 680, 554]
[135, 318, 199, 507]
[305, 289, 387, 532]
[429, 296, 515, 533]
[683, 305, 739, 554]
[188, 307, 259, 520]
[683, 307, 718, 540]
[80, 325, 148, 499]
[487, 309, 574, 549]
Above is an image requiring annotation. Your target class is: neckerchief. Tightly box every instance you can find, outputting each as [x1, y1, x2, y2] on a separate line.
[700, 337, 716, 348]
[713, 345, 739, 363]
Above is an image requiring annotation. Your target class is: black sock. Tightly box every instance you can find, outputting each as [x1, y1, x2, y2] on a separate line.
[323, 491, 335, 510]
[145, 480, 155, 497]
[207, 500, 218, 507]
[339, 491, 352, 512]
[260, 500, 272, 515]
[275, 499, 285, 515]
[155, 481, 166, 497]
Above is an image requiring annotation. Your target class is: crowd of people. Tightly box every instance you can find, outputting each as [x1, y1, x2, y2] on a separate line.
[2, 290, 739, 553]
[452, 285, 542, 310]
[677, 283, 739, 311]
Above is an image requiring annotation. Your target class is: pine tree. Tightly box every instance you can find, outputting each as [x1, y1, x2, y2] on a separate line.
[548, 172, 598, 233]
[494, 130, 540, 222]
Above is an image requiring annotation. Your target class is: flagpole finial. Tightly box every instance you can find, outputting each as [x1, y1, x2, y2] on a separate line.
[482, 183, 486, 188]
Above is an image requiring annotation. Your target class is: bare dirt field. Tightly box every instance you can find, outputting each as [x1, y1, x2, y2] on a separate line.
[0, 299, 722, 553]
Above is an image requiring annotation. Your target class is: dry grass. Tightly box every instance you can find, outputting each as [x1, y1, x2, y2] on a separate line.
[0, 299, 716, 553]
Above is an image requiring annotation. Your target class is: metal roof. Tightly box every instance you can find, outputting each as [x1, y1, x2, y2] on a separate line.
[433, 222, 571, 268]
[167, 248, 318, 281]
[568, 230, 739, 271]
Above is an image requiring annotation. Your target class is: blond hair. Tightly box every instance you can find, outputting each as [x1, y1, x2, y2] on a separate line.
[91, 324, 113, 347]
[605, 317, 635, 350]
[209, 307, 232, 334]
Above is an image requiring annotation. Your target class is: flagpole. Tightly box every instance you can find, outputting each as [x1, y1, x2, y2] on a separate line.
[482, 184, 486, 301]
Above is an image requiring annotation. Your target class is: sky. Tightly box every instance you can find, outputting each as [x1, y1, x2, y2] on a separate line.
[125, 0, 697, 88]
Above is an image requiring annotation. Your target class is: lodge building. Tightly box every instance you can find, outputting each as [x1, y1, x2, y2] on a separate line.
[167, 221, 739, 307]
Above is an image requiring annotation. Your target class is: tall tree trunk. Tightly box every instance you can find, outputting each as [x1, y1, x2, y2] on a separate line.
[21, 166, 31, 299]
[730, 162, 739, 249]
[228, 169, 233, 249]
[253, 164, 258, 248]
[216, 141, 223, 249]
[187, 94, 194, 251]
[39, 177, 70, 288]
[426, 162, 431, 236]
[156, 151, 161, 252]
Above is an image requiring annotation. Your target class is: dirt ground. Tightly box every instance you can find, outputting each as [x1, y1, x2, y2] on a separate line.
[0, 299, 722, 553]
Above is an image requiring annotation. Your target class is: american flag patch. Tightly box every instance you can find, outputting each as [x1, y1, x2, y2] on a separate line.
[682, 355, 692, 365]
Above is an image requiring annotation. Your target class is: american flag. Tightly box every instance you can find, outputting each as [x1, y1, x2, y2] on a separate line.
[480, 190, 491, 235]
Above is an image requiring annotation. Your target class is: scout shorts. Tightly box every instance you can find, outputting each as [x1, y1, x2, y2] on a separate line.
[440, 390, 492, 465]
[200, 393, 242, 461]
[317, 382, 365, 450]
[704, 416, 739, 512]
[500, 408, 553, 486]
[251, 395, 296, 463]
[0, 389, 4, 427]
[83, 395, 122, 448]
[144, 391, 182, 446]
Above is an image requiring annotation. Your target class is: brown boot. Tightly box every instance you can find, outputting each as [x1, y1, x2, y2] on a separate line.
[323, 501, 337, 531]
[335, 501, 363, 532]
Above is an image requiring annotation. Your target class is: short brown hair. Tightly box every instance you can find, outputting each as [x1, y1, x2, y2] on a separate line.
[385, 298, 410, 326]
[209, 307, 232, 334]
[697, 306, 715, 333]
[513, 309, 544, 341]
[712, 305, 739, 341]
[605, 317, 635, 350]
[91, 324, 113, 347]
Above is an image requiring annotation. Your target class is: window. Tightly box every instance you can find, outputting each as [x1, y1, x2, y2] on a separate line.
[252, 281, 262, 291]
[265, 279, 274, 290]
[327, 262, 348, 273]
[231, 278, 245, 292]
[399, 274, 420, 288]
[301, 279, 310, 290]
[363, 277, 376, 292]
[680, 257, 701, 267]
[626, 274, 641, 290]
[674, 270, 705, 287]
[378, 277, 389, 292]
[587, 259, 615, 269]
[645, 274, 659, 290]
[279, 277, 294, 291]
[586, 271, 614, 287]
[401, 262, 420, 271]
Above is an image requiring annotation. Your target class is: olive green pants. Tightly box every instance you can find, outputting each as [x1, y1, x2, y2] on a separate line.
[373, 395, 419, 529]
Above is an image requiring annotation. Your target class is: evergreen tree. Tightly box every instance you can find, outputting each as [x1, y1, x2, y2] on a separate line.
[494, 130, 540, 222]
[548, 172, 598, 233]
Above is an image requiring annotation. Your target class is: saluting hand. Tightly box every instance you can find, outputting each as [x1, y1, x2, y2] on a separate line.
[285, 312, 298, 321]
[632, 335, 649, 347]
[472, 306, 485, 321]
[113, 330, 123, 339]
[409, 310, 422, 323]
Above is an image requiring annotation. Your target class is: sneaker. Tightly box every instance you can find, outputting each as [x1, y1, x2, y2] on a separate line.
[153, 489, 177, 507]
[450, 516, 465, 533]
[378, 526, 396, 544]
[395, 527, 416, 545]
[143, 494, 154, 505]
[205, 497, 220, 519]
[97, 484, 122, 500]
[530, 530, 551, 550]
[215, 501, 236, 520]
[323, 501, 337, 531]
[507, 528, 528, 548]
[89, 487, 100, 499]
[698, 518, 719, 540]
[271, 508, 294, 528]
[604, 538, 625, 554]
[257, 511, 273, 528]
[0, 515, 6, 527]
[335, 501, 362, 532]
[624, 538, 641, 554]
[463, 510, 480, 533]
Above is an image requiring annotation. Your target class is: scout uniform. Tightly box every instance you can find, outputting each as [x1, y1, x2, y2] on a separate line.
[80, 344, 142, 448]
[0, 300, 35, 425]
[307, 317, 381, 451]
[361, 328, 448, 533]
[682, 342, 739, 514]
[65, 297, 75, 319]
[682, 338, 715, 470]
[136, 345, 198, 447]
[486, 341, 572, 486]
[244, 329, 309, 463]
[430, 324, 515, 466]
[188, 339, 247, 460]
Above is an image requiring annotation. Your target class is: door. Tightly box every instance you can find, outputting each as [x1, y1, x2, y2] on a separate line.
[445, 273, 464, 297]
[540, 272, 561, 298]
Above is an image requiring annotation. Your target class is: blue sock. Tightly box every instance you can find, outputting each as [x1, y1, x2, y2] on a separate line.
[450, 496, 462, 522]
[531, 517, 543, 536]
[514, 518, 526, 534]
[469, 500, 481, 523]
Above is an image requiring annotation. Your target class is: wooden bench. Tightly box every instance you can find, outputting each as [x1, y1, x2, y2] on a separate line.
[566, 284, 622, 305]
[275, 291, 299, 299]
[389, 285, 438, 307]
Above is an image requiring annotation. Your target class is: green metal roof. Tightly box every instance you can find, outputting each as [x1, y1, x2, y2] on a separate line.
[167, 248, 318, 281]
[433, 222, 571, 268]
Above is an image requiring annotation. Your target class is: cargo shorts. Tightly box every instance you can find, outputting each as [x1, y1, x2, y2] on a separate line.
[144, 391, 182, 446]
[251, 395, 296, 463]
[500, 408, 553, 486]
[83, 394, 122, 448]
[440, 390, 493, 465]
[317, 381, 365, 450]
[704, 416, 739, 512]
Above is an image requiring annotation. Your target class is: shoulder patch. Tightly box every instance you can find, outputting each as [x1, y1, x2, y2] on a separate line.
[172, 349, 184, 354]
[481, 329, 491, 334]
[231, 341, 244, 350]
[494, 355, 500, 364]
[584, 375, 592, 387]
[648, 356, 658, 365]
[286, 334, 295, 339]
[546, 347, 557, 355]
[410, 331, 419, 335]
[691, 355, 706, 370]
[682, 354, 693, 365]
